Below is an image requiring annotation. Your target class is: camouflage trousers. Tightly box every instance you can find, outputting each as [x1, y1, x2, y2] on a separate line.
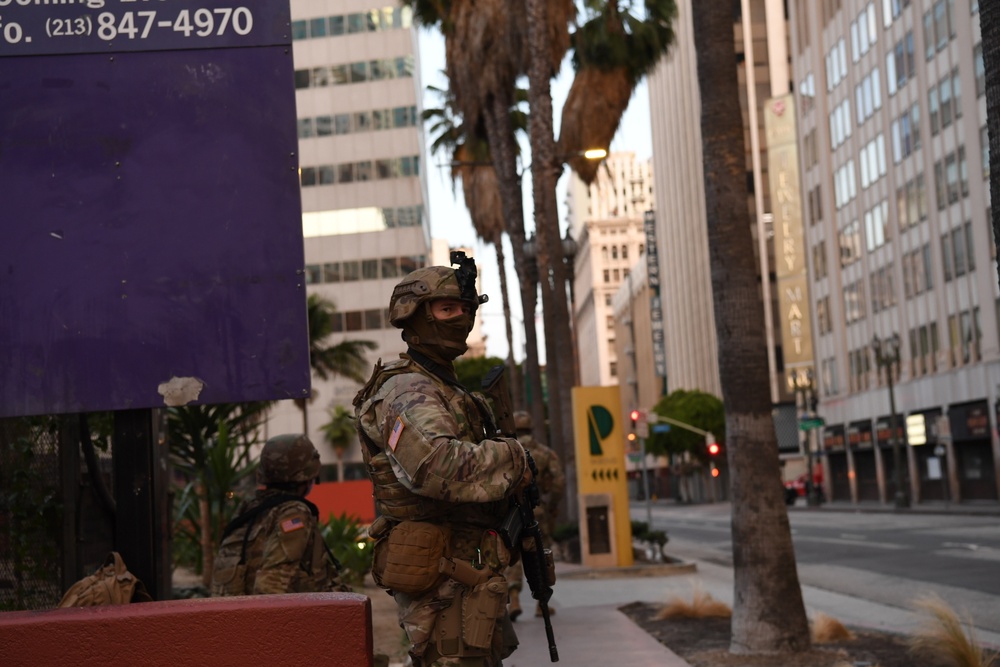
[397, 530, 518, 666]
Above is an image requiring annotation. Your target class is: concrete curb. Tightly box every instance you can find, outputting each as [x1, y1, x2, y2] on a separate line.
[557, 560, 697, 580]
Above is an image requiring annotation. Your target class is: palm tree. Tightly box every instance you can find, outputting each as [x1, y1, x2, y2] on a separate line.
[423, 82, 526, 410]
[319, 404, 356, 482]
[691, 2, 810, 653]
[297, 293, 376, 436]
[405, 0, 549, 438]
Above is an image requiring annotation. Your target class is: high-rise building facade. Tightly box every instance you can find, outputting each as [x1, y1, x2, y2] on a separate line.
[263, 1, 433, 479]
[645, 0, 802, 473]
[790, 0, 999, 503]
[567, 152, 655, 388]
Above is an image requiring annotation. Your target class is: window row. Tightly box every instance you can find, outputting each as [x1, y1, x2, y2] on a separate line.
[859, 134, 887, 190]
[813, 240, 828, 280]
[600, 245, 630, 261]
[830, 98, 853, 150]
[291, 7, 413, 40]
[850, 3, 878, 63]
[807, 184, 824, 227]
[948, 307, 981, 367]
[848, 346, 873, 393]
[840, 220, 862, 267]
[297, 106, 418, 139]
[923, 0, 956, 61]
[854, 67, 882, 125]
[881, 0, 911, 28]
[844, 279, 866, 324]
[294, 57, 415, 90]
[890, 104, 921, 164]
[933, 146, 969, 210]
[896, 173, 928, 230]
[941, 222, 975, 282]
[816, 294, 832, 334]
[886, 31, 915, 95]
[909, 322, 940, 377]
[304, 254, 427, 286]
[834, 159, 857, 209]
[602, 267, 630, 283]
[300, 155, 420, 187]
[870, 262, 896, 314]
[799, 73, 816, 115]
[928, 68, 962, 136]
[864, 199, 889, 251]
[902, 244, 933, 299]
[826, 38, 848, 91]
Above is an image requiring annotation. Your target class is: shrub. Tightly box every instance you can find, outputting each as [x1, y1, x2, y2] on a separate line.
[321, 512, 373, 589]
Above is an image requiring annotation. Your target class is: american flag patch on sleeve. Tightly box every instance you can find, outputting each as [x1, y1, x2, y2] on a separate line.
[281, 517, 305, 533]
[388, 417, 405, 451]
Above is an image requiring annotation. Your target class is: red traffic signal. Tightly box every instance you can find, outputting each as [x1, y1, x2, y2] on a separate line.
[708, 442, 720, 456]
[629, 409, 640, 423]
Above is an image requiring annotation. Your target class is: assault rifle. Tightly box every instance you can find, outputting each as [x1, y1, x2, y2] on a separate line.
[482, 364, 559, 663]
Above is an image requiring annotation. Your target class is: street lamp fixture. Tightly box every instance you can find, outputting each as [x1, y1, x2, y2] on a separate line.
[791, 369, 822, 507]
[872, 333, 909, 509]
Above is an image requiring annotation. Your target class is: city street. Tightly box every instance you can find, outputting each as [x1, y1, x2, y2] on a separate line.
[632, 500, 1000, 641]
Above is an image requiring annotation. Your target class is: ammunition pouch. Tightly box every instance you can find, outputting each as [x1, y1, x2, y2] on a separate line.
[376, 521, 451, 595]
[436, 574, 507, 658]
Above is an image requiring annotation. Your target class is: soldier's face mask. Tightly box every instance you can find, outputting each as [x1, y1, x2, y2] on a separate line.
[404, 300, 474, 363]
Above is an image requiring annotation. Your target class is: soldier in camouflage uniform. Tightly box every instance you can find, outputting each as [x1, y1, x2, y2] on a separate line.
[354, 261, 531, 667]
[211, 434, 350, 596]
[504, 411, 564, 620]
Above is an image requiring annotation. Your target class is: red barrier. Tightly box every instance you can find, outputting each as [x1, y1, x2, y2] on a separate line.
[0, 593, 372, 667]
[308, 478, 376, 524]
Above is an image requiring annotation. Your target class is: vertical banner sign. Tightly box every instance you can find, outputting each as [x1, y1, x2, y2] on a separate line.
[572, 386, 633, 567]
[0, 1, 310, 418]
[643, 210, 667, 379]
[764, 95, 814, 390]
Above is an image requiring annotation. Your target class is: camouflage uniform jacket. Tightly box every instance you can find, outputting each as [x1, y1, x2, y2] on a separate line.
[354, 355, 528, 562]
[211, 488, 347, 596]
[518, 434, 564, 537]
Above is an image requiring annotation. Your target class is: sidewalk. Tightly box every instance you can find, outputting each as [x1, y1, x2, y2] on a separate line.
[505, 561, 694, 667]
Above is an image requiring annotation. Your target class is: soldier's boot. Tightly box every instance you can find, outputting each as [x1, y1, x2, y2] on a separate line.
[535, 602, 556, 617]
[508, 589, 522, 621]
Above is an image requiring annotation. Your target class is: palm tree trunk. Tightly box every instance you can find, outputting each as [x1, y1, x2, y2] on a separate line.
[492, 230, 523, 411]
[982, 2, 1000, 284]
[691, 2, 810, 653]
[526, 0, 575, 518]
[482, 92, 546, 440]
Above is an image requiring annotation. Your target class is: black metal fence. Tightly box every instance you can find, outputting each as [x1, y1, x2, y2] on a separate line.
[0, 416, 117, 611]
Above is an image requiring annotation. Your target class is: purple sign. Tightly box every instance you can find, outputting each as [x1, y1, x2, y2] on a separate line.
[0, 2, 310, 418]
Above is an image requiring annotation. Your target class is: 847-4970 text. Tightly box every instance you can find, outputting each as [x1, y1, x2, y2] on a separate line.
[92, 8, 253, 40]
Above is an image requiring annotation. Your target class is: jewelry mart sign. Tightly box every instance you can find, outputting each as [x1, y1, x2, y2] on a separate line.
[764, 95, 814, 389]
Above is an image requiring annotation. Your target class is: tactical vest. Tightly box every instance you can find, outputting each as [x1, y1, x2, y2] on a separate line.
[354, 356, 506, 528]
[211, 493, 335, 596]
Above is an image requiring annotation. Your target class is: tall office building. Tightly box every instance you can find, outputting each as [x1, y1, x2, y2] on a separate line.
[263, 1, 433, 479]
[645, 2, 796, 431]
[567, 152, 655, 388]
[789, 0, 999, 503]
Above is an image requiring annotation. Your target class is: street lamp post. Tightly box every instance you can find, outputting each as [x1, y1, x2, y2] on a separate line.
[872, 333, 909, 509]
[561, 227, 580, 385]
[792, 369, 821, 507]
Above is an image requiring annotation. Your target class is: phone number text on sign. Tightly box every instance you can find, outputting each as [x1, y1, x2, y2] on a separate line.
[0, 0, 289, 56]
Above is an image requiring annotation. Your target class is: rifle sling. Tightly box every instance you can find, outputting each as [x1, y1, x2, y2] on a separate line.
[406, 348, 498, 437]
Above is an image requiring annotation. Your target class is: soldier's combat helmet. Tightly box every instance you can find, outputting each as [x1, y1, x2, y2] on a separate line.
[388, 256, 488, 328]
[257, 434, 321, 485]
[513, 411, 532, 433]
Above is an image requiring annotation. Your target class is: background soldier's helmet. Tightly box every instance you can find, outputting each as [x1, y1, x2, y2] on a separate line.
[389, 266, 476, 328]
[513, 411, 532, 432]
[257, 434, 321, 485]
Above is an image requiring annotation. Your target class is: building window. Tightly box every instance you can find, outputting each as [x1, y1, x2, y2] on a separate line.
[603, 269, 610, 283]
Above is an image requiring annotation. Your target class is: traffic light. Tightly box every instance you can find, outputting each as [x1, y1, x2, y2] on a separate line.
[630, 409, 640, 427]
[706, 432, 720, 478]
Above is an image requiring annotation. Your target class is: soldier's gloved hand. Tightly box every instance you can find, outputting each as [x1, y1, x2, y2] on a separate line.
[514, 465, 534, 496]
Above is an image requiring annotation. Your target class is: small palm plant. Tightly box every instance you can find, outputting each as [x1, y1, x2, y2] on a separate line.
[320, 404, 357, 482]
